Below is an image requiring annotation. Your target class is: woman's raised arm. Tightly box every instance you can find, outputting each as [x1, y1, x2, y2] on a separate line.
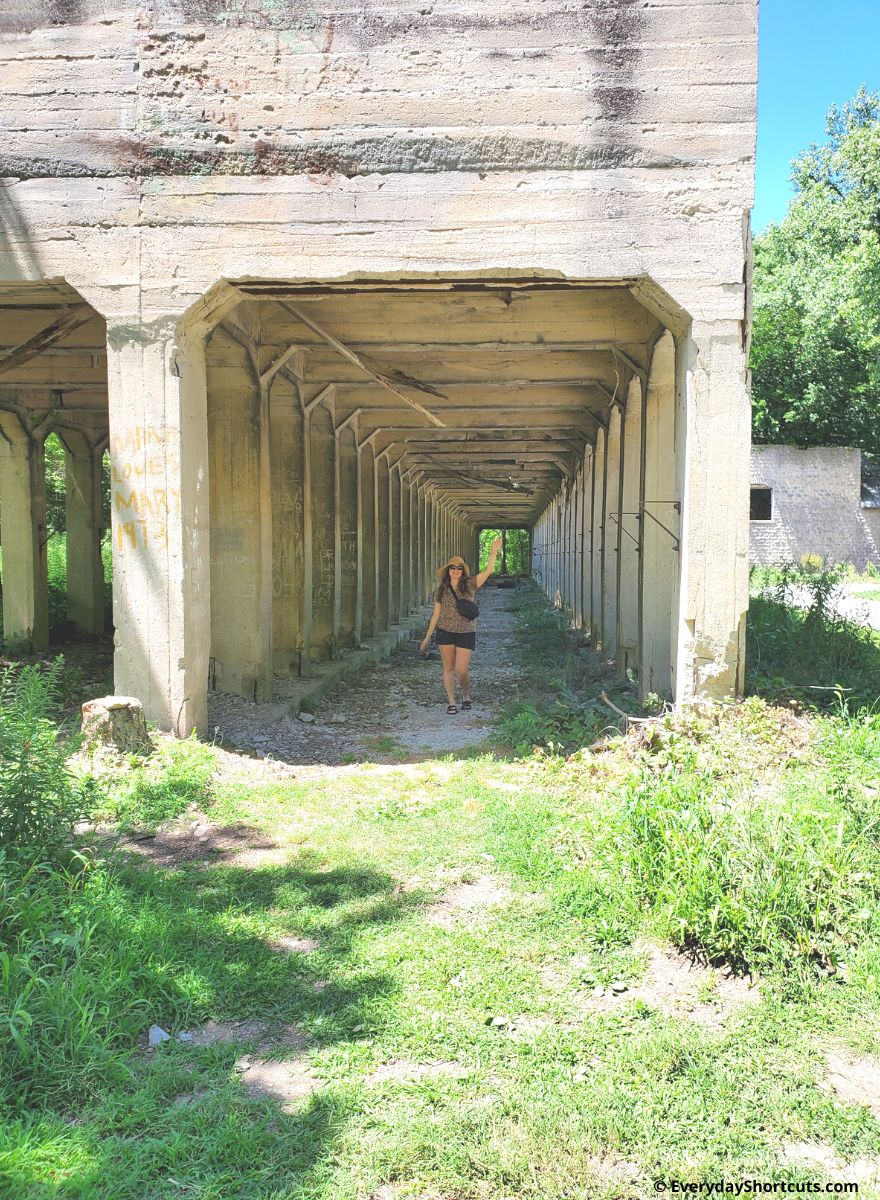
[474, 536, 502, 588]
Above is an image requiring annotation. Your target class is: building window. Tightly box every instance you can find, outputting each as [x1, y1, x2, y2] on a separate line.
[750, 486, 772, 521]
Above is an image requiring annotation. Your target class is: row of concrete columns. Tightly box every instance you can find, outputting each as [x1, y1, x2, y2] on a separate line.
[532, 332, 680, 698]
[0, 411, 106, 651]
[205, 327, 476, 702]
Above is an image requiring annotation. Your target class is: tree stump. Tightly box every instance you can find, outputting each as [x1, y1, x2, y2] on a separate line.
[81, 696, 151, 753]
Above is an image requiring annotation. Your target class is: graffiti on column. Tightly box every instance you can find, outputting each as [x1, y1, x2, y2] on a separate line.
[111, 425, 180, 552]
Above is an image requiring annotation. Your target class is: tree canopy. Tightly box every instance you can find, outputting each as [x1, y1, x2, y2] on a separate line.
[751, 87, 880, 457]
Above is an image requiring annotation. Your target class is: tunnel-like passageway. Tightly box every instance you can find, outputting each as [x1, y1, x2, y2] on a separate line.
[199, 277, 679, 710]
[0, 277, 689, 718]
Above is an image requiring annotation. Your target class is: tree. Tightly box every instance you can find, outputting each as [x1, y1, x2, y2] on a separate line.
[751, 87, 880, 458]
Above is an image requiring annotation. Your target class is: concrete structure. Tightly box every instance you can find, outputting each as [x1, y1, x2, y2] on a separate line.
[750, 446, 880, 572]
[0, 0, 757, 730]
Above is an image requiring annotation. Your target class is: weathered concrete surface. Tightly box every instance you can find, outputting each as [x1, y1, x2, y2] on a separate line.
[750, 446, 880, 572]
[0, 0, 757, 721]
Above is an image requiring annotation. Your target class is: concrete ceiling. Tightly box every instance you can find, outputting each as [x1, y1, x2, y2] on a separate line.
[232, 279, 663, 526]
[0, 277, 665, 528]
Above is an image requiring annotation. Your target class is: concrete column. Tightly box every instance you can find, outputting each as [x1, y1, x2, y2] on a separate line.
[309, 402, 336, 662]
[413, 483, 423, 603]
[0, 411, 48, 652]
[389, 462, 401, 624]
[60, 428, 105, 636]
[618, 379, 643, 679]
[400, 474, 411, 615]
[375, 453, 390, 632]
[358, 441, 376, 639]
[640, 333, 679, 698]
[591, 430, 605, 647]
[675, 324, 751, 702]
[108, 324, 210, 733]
[270, 374, 305, 675]
[602, 406, 622, 657]
[580, 447, 593, 634]
[337, 426, 358, 650]
[205, 326, 272, 701]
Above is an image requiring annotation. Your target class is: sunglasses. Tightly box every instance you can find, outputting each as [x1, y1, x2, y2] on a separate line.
[448, 565, 465, 572]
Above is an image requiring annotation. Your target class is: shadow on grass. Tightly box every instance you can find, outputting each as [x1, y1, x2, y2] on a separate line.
[747, 595, 880, 709]
[2, 842, 420, 1198]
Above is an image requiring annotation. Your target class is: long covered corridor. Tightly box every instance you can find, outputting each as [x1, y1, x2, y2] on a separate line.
[0, 275, 747, 730]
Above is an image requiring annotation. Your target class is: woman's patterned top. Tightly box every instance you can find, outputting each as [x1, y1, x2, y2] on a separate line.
[434, 580, 478, 633]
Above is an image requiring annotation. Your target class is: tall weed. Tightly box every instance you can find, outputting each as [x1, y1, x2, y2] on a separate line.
[0, 661, 87, 856]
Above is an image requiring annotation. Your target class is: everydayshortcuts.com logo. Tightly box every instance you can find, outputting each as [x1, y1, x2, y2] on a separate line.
[653, 1184, 858, 1195]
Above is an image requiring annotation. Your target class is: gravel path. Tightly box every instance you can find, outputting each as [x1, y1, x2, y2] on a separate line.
[207, 583, 525, 765]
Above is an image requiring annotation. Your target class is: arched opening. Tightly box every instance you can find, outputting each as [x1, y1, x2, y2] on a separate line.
[0, 282, 109, 655]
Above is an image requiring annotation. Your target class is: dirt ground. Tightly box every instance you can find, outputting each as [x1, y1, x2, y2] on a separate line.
[206, 582, 525, 765]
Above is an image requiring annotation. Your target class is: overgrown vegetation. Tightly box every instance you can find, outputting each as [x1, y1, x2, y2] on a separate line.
[747, 562, 880, 706]
[2, 585, 880, 1196]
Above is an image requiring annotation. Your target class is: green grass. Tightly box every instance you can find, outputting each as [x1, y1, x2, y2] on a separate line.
[2, 591, 880, 1197]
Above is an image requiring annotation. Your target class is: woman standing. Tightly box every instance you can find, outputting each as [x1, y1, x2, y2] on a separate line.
[419, 536, 502, 714]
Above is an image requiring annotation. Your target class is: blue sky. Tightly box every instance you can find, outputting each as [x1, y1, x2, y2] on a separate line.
[754, 0, 880, 231]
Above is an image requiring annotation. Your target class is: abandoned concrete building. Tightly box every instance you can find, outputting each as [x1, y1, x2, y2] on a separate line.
[750, 446, 880, 572]
[0, 1, 757, 733]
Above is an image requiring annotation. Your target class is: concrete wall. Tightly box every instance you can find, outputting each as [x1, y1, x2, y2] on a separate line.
[0, 0, 758, 725]
[750, 446, 880, 572]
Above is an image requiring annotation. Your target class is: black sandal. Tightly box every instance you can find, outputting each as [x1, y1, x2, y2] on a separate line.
[446, 704, 458, 715]
[461, 700, 472, 711]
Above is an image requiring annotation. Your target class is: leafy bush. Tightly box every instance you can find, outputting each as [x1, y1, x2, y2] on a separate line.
[0, 661, 87, 856]
[497, 698, 606, 757]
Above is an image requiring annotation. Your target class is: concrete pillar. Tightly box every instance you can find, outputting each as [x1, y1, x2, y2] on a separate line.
[581, 446, 593, 635]
[602, 406, 622, 657]
[640, 333, 679, 697]
[400, 473, 412, 615]
[0, 411, 48, 652]
[389, 462, 401, 623]
[205, 327, 272, 701]
[414, 483, 423, 603]
[375, 453, 390, 632]
[270, 373, 305, 675]
[60, 428, 104, 636]
[108, 325, 209, 733]
[591, 429, 605, 647]
[358, 441, 376, 638]
[675, 324, 751, 703]
[618, 379, 643, 679]
[337, 425, 357, 650]
[309, 402, 336, 661]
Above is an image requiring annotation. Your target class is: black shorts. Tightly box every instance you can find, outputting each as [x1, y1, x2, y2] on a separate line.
[435, 627, 476, 650]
